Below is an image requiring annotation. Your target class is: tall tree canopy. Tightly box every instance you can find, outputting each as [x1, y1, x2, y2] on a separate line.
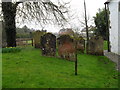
[93, 8, 108, 40]
[1, 0, 69, 47]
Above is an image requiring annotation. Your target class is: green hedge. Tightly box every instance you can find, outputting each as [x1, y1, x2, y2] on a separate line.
[2, 47, 22, 53]
[16, 33, 32, 38]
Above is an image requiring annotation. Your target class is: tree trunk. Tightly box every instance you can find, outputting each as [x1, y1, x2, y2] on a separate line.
[2, 2, 17, 47]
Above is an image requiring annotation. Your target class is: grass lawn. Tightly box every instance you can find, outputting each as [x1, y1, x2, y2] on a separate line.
[104, 41, 108, 50]
[2, 47, 119, 88]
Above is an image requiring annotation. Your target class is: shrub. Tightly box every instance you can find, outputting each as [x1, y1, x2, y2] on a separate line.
[2, 47, 22, 53]
[16, 33, 32, 38]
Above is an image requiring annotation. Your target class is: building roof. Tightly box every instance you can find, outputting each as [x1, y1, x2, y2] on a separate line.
[104, 0, 118, 4]
[59, 28, 74, 36]
[81, 25, 95, 32]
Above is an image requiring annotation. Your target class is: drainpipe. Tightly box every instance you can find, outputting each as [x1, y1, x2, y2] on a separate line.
[104, 1, 111, 52]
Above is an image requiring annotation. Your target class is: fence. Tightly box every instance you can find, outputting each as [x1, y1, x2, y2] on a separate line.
[16, 38, 33, 46]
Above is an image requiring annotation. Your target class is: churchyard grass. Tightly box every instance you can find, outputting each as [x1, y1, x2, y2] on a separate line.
[2, 47, 22, 53]
[104, 41, 108, 50]
[27, 40, 32, 44]
[2, 46, 119, 88]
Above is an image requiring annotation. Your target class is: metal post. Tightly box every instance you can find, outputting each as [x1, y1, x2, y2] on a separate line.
[84, 0, 89, 54]
[75, 40, 77, 75]
[105, 3, 110, 52]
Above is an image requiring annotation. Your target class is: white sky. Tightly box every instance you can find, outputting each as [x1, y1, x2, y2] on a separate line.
[16, 0, 107, 33]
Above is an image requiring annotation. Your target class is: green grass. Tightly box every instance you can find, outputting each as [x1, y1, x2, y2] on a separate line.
[27, 40, 32, 44]
[104, 41, 108, 50]
[2, 47, 119, 88]
[2, 47, 22, 53]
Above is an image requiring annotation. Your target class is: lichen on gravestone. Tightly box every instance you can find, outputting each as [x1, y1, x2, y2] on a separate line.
[41, 33, 56, 57]
[88, 36, 104, 55]
[33, 30, 46, 48]
[57, 35, 76, 61]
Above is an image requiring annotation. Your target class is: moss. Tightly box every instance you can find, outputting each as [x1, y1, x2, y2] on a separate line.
[41, 33, 56, 56]
[33, 30, 46, 48]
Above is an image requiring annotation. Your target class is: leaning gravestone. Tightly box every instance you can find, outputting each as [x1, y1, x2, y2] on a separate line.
[76, 36, 85, 53]
[57, 35, 76, 61]
[33, 30, 45, 48]
[88, 36, 104, 55]
[41, 33, 56, 56]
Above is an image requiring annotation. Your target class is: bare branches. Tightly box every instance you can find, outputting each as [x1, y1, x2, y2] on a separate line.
[14, 2, 22, 8]
[15, 0, 70, 27]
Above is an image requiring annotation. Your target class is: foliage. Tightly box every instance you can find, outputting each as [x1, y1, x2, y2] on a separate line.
[16, 25, 33, 34]
[2, 47, 22, 53]
[16, 33, 34, 38]
[93, 8, 108, 40]
[16, 33, 31, 38]
[2, 47, 118, 88]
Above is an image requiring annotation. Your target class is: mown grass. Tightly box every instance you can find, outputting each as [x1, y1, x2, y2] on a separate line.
[104, 41, 108, 50]
[2, 47, 119, 88]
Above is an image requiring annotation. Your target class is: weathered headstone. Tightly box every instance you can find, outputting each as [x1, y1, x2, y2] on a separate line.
[76, 36, 85, 53]
[41, 33, 56, 56]
[33, 30, 45, 48]
[57, 35, 76, 61]
[88, 36, 104, 55]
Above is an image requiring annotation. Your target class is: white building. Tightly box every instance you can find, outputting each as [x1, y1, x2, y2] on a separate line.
[106, 0, 120, 55]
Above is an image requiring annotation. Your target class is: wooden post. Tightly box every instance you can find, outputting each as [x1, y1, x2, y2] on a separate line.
[31, 38, 33, 46]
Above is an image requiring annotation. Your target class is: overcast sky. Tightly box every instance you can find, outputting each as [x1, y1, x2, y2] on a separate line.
[16, 0, 106, 33]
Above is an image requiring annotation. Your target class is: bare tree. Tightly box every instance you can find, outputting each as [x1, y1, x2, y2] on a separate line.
[78, 13, 91, 28]
[1, 0, 70, 47]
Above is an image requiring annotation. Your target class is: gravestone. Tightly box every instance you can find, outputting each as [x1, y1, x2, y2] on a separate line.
[76, 36, 85, 53]
[41, 33, 56, 56]
[57, 35, 76, 61]
[88, 36, 104, 55]
[33, 30, 45, 48]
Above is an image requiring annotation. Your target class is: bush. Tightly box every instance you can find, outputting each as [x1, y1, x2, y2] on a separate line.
[2, 47, 22, 53]
[16, 33, 32, 38]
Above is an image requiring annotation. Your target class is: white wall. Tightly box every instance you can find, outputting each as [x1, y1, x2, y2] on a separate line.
[109, 1, 119, 54]
[118, 3, 120, 55]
